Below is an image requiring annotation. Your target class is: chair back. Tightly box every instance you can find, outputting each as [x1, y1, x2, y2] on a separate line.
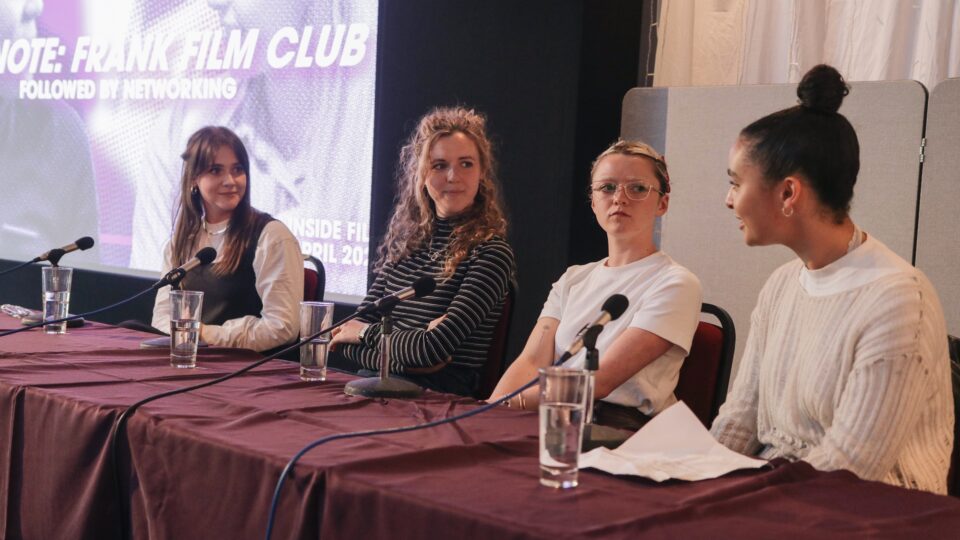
[303, 255, 325, 301]
[948, 335, 960, 497]
[674, 302, 736, 426]
[475, 283, 516, 399]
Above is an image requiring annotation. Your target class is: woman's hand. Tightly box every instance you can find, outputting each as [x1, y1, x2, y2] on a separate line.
[329, 320, 369, 350]
[426, 314, 447, 331]
[403, 315, 452, 373]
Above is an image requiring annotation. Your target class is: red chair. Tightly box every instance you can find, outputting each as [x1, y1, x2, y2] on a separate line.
[303, 255, 325, 301]
[475, 285, 516, 399]
[674, 303, 736, 427]
[948, 335, 959, 497]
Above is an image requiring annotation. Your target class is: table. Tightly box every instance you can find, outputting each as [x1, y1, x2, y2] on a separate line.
[1, 315, 959, 539]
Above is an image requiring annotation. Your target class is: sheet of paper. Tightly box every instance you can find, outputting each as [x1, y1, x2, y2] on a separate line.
[579, 401, 766, 482]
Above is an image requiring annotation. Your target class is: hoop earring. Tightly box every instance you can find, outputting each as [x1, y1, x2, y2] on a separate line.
[782, 206, 794, 218]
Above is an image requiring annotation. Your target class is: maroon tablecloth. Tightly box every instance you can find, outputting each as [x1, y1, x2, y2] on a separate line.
[1, 315, 959, 539]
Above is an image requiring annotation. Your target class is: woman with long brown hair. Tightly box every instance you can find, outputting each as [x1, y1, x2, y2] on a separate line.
[151, 126, 303, 351]
[331, 106, 516, 396]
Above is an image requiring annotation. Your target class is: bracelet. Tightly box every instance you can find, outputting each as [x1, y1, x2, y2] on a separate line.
[517, 392, 527, 411]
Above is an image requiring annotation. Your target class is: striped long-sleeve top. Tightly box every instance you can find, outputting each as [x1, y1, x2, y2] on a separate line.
[340, 218, 516, 396]
[710, 235, 953, 493]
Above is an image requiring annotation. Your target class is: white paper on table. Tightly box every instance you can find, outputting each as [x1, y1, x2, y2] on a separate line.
[579, 401, 767, 482]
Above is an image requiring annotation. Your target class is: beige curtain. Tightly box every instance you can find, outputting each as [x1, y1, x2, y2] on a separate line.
[653, 0, 960, 89]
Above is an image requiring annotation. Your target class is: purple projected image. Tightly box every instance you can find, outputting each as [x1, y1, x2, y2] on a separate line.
[1, 0, 378, 300]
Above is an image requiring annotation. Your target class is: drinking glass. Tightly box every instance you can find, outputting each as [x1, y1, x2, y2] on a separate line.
[538, 366, 589, 488]
[169, 290, 204, 368]
[300, 301, 335, 381]
[41, 266, 73, 334]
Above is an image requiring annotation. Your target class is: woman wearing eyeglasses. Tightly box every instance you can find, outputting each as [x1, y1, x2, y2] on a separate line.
[710, 65, 952, 493]
[490, 140, 701, 430]
[150, 126, 303, 352]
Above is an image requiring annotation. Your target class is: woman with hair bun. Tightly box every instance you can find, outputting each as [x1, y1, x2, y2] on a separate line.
[331, 106, 516, 397]
[712, 65, 953, 493]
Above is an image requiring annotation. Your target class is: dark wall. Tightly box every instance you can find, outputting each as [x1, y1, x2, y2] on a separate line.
[2, 0, 650, 364]
[567, 0, 647, 266]
[371, 0, 585, 360]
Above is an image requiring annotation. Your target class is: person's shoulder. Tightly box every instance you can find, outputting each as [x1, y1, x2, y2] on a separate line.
[851, 236, 926, 298]
[763, 258, 803, 288]
[655, 253, 702, 290]
[259, 215, 300, 245]
[477, 234, 513, 253]
[555, 259, 606, 284]
[471, 235, 515, 264]
[751, 258, 804, 304]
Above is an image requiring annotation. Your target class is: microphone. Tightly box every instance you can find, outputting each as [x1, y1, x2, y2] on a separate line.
[1, 247, 218, 339]
[356, 276, 436, 316]
[556, 294, 629, 364]
[151, 247, 217, 290]
[32, 236, 95, 265]
[344, 275, 436, 399]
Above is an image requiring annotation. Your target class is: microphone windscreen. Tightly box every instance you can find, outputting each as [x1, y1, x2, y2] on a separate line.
[76, 237, 95, 250]
[195, 247, 217, 265]
[412, 276, 436, 297]
[602, 294, 629, 320]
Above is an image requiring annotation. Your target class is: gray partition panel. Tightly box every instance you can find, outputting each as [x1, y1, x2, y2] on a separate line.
[622, 81, 927, 375]
[916, 78, 960, 336]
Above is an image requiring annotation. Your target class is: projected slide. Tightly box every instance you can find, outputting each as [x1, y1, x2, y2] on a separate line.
[0, 0, 378, 300]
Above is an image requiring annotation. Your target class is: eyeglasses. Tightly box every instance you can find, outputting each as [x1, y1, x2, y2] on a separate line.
[590, 181, 664, 201]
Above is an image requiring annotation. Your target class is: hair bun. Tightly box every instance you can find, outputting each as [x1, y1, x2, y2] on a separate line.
[797, 64, 849, 113]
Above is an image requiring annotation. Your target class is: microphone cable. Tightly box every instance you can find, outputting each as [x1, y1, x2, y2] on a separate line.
[110, 312, 364, 540]
[263, 377, 539, 540]
[0, 237, 97, 276]
[0, 259, 39, 277]
[0, 247, 216, 338]
[0, 286, 157, 338]
[110, 273, 436, 540]
[262, 293, 630, 539]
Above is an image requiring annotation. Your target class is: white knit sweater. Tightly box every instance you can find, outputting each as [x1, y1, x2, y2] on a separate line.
[711, 235, 954, 494]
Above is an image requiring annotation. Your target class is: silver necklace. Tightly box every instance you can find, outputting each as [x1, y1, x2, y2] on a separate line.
[428, 246, 446, 262]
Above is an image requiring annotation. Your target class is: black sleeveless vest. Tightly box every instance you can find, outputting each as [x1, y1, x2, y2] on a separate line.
[180, 213, 274, 326]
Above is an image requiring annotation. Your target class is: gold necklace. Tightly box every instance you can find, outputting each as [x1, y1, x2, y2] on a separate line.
[203, 220, 230, 236]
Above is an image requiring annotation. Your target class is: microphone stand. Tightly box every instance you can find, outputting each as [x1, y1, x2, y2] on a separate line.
[343, 306, 423, 399]
[580, 325, 602, 424]
[1, 259, 202, 338]
[0, 248, 67, 277]
[46, 249, 67, 267]
[577, 325, 633, 451]
[109, 311, 361, 540]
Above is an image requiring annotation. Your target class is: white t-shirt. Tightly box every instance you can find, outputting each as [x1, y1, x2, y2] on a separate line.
[540, 251, 702, 414]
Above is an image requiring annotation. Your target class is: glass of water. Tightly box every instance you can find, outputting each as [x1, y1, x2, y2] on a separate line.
[299, 301, 334, 381]
[538, 366, 589, 489]
[169, 290, 204, 368]
[41, 266, 73, 334]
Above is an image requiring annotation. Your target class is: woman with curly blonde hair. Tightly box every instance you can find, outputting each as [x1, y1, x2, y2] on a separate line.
[332, 106, 516, 396]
